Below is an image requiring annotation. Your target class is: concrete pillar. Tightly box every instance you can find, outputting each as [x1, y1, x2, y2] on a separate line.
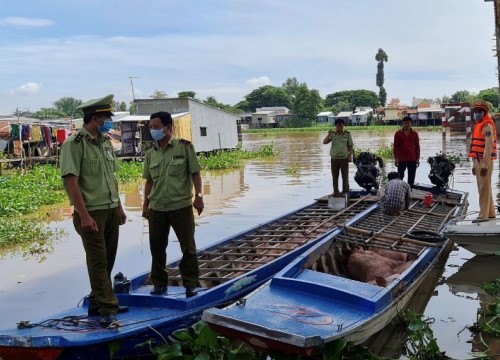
[465, 107, 472, 137]
[441, 106, 447, 138]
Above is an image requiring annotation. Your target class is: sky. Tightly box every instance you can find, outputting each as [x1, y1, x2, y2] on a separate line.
[0, 0, 497, 113]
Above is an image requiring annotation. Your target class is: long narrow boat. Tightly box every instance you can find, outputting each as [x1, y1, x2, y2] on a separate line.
[0, 195, 374, 360]
[442, 216, 500, 255]
[203, 185, 468, 357]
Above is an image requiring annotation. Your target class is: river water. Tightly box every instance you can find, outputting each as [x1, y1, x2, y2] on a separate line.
[0, 129, 498, 359]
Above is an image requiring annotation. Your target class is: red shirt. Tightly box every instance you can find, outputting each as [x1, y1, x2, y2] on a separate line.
[393, 129, 420, 162]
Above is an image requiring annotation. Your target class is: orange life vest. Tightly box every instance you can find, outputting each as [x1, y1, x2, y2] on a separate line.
[468, 115, 497, 159]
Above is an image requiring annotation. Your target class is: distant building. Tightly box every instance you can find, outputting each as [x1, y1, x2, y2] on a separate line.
[275, 113, 298, 127]
[256, 106, 290, 114]
[417, 103, 441, 125]
[350, 110, 371, 126]
[333, 111, 353, 124]
[316, 111, 333, 123]
[382, 104, 399, 122]
[252, 110, 275, 127]
[251, 106, 290, 128]
[133, 97, 240, 154]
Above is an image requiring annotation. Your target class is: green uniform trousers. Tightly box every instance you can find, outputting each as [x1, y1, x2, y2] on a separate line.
[74, 207, 120, 315]
[148, 206, 200, 288]
[331, 157, 350, 194]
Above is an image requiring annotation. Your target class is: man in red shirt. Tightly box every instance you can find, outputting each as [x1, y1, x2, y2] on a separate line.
[393, 116, 420, 187]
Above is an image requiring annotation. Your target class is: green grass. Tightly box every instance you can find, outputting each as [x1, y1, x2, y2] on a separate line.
[0, 145, 277, 250]
[198, 144, 277, 170]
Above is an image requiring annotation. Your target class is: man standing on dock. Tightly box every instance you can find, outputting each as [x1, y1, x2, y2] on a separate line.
[323, 118, 354, 196]
[468, 100, 497, 219]
[393, 116, 420, 188]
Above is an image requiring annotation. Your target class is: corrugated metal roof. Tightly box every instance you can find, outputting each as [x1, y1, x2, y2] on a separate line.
[317, 111, 333, 116]
[118, 112, 189, 122]
[417, 108, 441, 112]
[335, 111, 353, 117]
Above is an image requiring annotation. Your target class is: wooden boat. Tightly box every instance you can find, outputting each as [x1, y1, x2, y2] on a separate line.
[0, 196, 374, 360]
[203, 185, 468, 357]
[443, 216, 500, 255]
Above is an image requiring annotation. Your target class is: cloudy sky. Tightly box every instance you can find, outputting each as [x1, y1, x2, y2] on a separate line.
[0, 0, 497, 113]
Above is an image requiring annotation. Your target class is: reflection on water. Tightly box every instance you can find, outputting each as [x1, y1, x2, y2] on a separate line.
[0, 129, 498, 359]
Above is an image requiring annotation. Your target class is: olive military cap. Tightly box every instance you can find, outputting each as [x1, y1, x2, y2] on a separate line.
[77, 94, 115, 116]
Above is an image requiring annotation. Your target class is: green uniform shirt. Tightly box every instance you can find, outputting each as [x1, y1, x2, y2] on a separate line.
[60, 127, 120, 211]
[329, 130, 353, 159]
[143, 137, 201, 212]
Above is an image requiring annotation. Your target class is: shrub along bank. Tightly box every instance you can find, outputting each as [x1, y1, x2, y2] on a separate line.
[0, 144, 277, 251]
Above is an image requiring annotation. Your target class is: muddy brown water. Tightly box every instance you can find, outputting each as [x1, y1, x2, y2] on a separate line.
[0, 129, 498, 359]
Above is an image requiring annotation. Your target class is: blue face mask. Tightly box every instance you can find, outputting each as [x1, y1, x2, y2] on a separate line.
[150, 128, 165, 141]
[98, 120, 113, 133]
[473, 112, 484, 121]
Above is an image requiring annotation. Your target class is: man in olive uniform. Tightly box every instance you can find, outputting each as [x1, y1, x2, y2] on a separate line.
[60, 94, 127, 327]
[323, 118, 354, 195]
[142, 111, 203, 298]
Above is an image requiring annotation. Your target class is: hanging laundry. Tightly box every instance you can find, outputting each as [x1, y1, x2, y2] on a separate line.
[31, 125, 43, 142]
[10, 124, 20, 139]
[42, 126, 52, 147]
[21, 125, 30, 141]
[56, 128, 67, 143]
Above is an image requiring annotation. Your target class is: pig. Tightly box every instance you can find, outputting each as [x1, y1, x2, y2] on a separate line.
[347, 248, 408, 286]
[369, 247, 408, 262]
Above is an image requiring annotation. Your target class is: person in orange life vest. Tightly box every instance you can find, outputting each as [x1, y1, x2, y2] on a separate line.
[393, 116, 420, 188]
[468, 100, 497, 219]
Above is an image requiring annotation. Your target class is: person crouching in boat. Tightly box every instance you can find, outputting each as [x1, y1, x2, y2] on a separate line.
[468, 100, 497, 220]
[379, 172, 411, 216]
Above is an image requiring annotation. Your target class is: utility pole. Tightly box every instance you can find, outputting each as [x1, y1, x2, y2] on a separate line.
[485, 0, 500, 106]
[128, 76, 139, 101]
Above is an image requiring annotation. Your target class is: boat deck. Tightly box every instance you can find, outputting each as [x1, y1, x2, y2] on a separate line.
[165, 195, 375, 288]
[162, 188, 464, 289]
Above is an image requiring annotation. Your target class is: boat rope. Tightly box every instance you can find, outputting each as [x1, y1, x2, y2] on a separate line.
[17, 316, 103, 331]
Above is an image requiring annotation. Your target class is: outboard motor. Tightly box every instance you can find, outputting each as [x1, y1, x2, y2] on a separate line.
[354, 152, 384, 191]
[427, 155, 455, 190]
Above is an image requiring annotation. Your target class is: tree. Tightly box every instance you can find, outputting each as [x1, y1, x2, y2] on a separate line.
[118, 101, 127, 111]
[282, 77, 301, 101]
[178, 91, 197, 99]
[375, 48, 388, 106]
[293, 85, 323, 120]
[324, 90, 379, 110]
[478, 88, 499, 110]
[129, 102, 137, 115]
[237, 85, 292, 112]
[33, 107, 67, 120]
[449, 90, 472, 103]
[53, 97, 82, 118]
[202, 96, 242, 114]
[150, 89, 167, 99]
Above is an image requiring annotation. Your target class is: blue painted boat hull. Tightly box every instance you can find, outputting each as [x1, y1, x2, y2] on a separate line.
[203, 185, 467, 357]
[0, 197, 372, 360]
